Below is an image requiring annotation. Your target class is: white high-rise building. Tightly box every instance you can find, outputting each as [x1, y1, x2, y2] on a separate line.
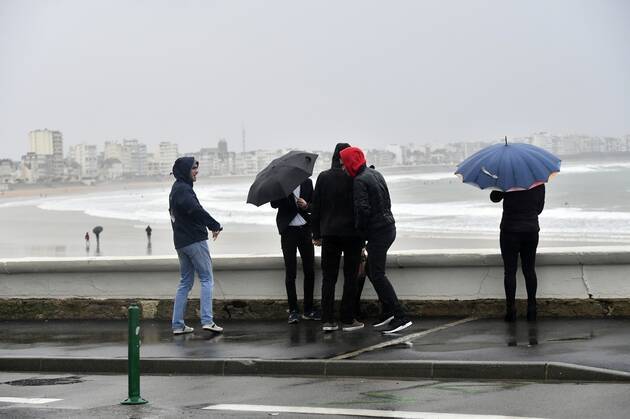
[68, 143, 98, 179]
[104, 141, 124, 162]
[158, 142, 179, 174]
[28, 129, 64, 177]
[122, 139, 148, 176]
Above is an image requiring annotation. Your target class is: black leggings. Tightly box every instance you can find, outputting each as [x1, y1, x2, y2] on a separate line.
[500, 231, 539, 307]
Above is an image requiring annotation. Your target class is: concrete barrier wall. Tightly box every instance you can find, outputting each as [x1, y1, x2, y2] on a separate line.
[3, 246, 630, 300]
[2, 246, 630, 319]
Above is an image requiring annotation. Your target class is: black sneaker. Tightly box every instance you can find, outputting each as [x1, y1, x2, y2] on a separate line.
[288, 310, 300, 324]
[382, 317, 412, 334]
[302, 309, 322, 321]
[372, 314, 394, 328]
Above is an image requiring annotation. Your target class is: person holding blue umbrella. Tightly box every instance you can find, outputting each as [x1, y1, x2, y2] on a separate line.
[455, 137, 561, 322]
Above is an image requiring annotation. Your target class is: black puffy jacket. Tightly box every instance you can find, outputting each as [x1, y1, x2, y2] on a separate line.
[169, 157, 221, 249]
[311, 143, 358, 240]
[353, 165, 395, 237]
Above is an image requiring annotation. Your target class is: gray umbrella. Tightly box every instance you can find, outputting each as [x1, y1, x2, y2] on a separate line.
[246, 150, 318, 207]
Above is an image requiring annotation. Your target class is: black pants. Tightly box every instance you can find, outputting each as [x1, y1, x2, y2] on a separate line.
[366, 225, 405, 319]
[281, 226, 315, 313]
[320, 235, 364, 323]
[500, 231, 539, 308]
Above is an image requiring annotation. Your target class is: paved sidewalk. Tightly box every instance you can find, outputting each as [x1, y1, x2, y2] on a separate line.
[1, 318, 629, 381]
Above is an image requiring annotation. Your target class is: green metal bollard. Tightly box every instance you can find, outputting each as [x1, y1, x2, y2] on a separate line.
[121, 304, 148, 405]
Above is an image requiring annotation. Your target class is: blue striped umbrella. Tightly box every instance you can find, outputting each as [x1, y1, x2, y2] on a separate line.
[455, 139, 561, 191]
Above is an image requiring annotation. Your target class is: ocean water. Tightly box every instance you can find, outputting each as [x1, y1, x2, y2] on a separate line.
[2, 158, 630, 257]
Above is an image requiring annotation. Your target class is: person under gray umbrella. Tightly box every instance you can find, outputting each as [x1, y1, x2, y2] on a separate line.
[247, 150, 321, 324]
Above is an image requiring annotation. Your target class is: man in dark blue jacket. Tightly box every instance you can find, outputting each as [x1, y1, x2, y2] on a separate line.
[169, 157, 223, 335]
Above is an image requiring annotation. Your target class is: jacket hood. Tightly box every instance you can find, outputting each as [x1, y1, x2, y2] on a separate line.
[331, 142, 351, 169]
[172, 157, 196, 185]
[339, 146, 366, 177]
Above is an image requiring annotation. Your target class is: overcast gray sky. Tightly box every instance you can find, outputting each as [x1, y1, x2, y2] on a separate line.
[1, 0, 629, 159]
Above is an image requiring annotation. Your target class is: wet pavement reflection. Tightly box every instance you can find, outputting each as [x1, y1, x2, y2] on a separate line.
[505, 322, 539, 347]
[1, 318, 628, 373]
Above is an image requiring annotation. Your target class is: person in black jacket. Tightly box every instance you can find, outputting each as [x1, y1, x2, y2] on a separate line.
[490, 184, 545, 322]
[169, 157, 224, 335]
[271, 178, 319, 324]
[339, 146, 412, 334]
[311, 143, 364, 332]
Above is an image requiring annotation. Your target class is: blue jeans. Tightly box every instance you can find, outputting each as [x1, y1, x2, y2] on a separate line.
[172, 240, 214, 330]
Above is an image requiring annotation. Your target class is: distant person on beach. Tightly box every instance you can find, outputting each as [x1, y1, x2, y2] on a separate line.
[339, 146, 412, 334]
[490, 185, 545, 322]
[311, 142, 364, 332]
[271, 178, 320, 324]
[169, 157, 224, 335]
[84, 232, 90, 250]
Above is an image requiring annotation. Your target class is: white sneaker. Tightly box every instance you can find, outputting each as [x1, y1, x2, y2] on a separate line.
[342, 320, 365, 332]
[202, 322, 224, 333]
[322, 322, 339, 331]
[382, 318, 412, 334]
[172, 325, 194, 335]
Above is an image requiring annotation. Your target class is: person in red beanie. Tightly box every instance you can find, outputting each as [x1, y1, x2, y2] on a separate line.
[338, 146, 412, 334]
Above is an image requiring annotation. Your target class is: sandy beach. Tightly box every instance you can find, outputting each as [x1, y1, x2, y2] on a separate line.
[0, 204, 618, 259]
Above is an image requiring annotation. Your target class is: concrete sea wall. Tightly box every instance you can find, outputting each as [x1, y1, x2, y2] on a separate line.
[2, 247, 630, 320]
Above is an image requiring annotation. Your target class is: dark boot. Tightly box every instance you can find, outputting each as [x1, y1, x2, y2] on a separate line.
[504, 305, 516, 323]
[526, 302, 537, 322]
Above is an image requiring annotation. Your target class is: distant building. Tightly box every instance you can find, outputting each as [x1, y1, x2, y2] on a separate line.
[101, 158, 123, 180]
[192, 140, 232, 176]
[104, 141, 124, 161]
[68, 143, 98, 179]
[158, 141, 179, 174]
[28, 129, 64, 178]
[146, 152, 162, 177]
[0, 159, 16, 184]
[122, 139, 148, 177]
[19, 152, 54, 182]
[365, 149, 396, 168]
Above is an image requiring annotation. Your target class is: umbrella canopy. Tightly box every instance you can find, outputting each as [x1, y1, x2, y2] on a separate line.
[247, 150, 318, 206]
[455, 140, 561, 192]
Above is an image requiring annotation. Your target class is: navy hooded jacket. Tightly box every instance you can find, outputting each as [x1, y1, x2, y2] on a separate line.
[169, 157, 222, 249]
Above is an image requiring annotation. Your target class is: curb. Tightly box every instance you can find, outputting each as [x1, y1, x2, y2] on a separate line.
[1, 357, 629, 382]
[3, 298, 630, 320]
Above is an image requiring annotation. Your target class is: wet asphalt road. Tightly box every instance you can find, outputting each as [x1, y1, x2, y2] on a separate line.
[1, 372, 630, 418]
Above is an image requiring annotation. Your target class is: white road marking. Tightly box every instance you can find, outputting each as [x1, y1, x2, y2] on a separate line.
[203, 403, 547, 419]
[0, 397, 62, 404]
[333, 316, 478, 360]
